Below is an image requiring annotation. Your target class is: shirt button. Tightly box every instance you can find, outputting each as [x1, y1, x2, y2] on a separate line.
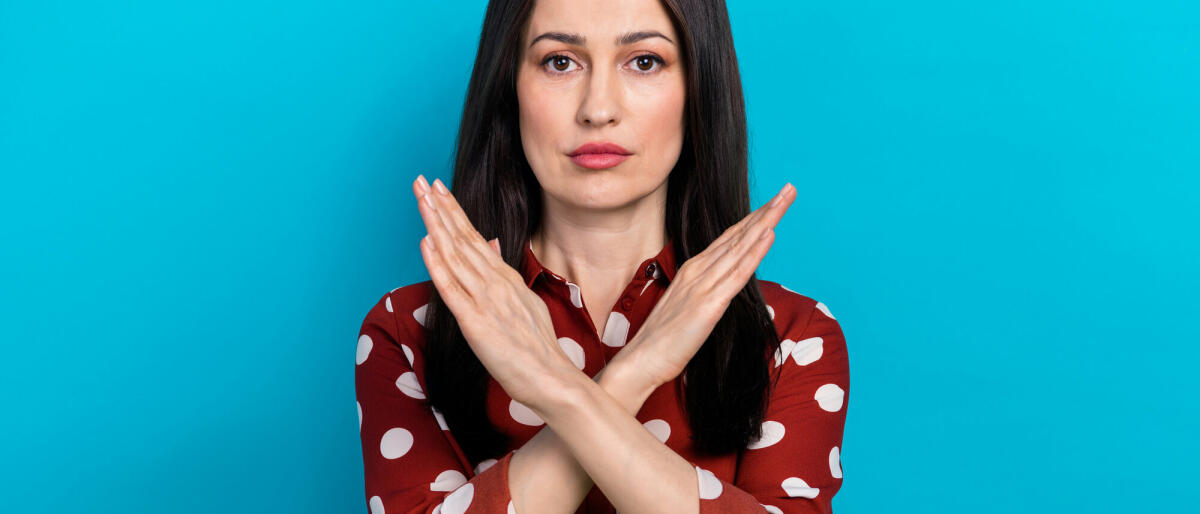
[620, 295, 634, 311]
[644, 263, 656, 278]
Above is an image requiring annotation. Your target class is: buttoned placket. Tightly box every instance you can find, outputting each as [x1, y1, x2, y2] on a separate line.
[537, 261, 661, 350]
[524, 239, 674, 362]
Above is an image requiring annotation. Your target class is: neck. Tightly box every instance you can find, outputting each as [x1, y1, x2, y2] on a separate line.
[531, 186, 668, 286]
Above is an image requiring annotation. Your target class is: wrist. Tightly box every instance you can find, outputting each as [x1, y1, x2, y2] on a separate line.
[595, 357, 658, 414]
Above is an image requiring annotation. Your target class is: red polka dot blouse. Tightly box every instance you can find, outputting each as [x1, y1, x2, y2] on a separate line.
[355, 237, 849, 513]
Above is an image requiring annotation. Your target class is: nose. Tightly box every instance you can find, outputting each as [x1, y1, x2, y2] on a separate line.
[576, 64, 621, 127]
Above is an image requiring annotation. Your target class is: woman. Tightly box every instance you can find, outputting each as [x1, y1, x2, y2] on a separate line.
[355, 0, 849, 512]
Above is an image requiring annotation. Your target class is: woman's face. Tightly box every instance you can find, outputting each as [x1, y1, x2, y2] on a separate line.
[516, 0, 686, 212]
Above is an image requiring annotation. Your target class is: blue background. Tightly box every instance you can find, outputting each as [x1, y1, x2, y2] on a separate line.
[2, 1, 1196, 512]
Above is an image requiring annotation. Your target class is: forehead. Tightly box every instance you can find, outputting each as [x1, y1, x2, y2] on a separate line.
[524, 0, 677, 44]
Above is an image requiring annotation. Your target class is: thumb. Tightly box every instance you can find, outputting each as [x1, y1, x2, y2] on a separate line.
[488, 237, 501, 255]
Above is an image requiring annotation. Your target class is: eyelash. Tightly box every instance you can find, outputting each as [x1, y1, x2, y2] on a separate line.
[540, 53, 666, 76]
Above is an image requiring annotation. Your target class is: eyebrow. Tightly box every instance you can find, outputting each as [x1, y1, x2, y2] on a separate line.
[528, 30, 675, 48]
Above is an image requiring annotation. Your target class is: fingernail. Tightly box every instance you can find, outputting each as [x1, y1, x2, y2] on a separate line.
[771, 183, 793, 207]
[417, 174, 430, 193]
[423, 192, 436, 209]
[433, 178, 449, 195]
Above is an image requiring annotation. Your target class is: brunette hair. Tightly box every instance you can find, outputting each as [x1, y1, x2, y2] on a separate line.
[422, 0, 781, 462]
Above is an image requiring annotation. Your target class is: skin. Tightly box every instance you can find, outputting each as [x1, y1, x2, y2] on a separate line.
[412, 1, 797, 512]
[515, 0, 687, 337]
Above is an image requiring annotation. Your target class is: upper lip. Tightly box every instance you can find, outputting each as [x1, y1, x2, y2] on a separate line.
[569, 142, 632, 156]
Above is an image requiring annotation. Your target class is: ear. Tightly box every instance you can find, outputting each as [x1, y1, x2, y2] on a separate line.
[488, 237, 501, 255]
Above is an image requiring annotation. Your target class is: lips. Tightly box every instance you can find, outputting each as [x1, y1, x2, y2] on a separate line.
[569, 142, 632, 156]
[568, 142, 632, 169]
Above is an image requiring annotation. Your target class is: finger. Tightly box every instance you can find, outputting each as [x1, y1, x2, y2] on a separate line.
[704, 225, 777, 301]
[698, 183, 793, 274]
[430, 179, 494, 252]
[416, 188, 488, 297]
[726, 227, 776, 294]
[712, 184, 793, 268]
[706, 183, 791, 253]
[736, 183, 794, 244]
[427, 180, 507, 276]
[489, 237, 501, 255]
[420, 233, 475, 311]
[413, 174, 431, 196]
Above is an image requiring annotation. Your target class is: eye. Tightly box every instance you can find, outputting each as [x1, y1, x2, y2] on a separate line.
[540, 53, 666, 76]
[542, 54, 580, 75]
[630, 54, 665, 73]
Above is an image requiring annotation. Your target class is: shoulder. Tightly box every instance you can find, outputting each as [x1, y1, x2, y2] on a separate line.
[755, 278, 845, 346]
[754, 278, 849, 380]
[386, 280, 436, 327]
[359, 280, 437, 350]
[755, 279, 831, 329]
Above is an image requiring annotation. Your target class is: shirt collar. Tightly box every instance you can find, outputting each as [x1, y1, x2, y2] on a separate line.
[520, 236, 678, 288]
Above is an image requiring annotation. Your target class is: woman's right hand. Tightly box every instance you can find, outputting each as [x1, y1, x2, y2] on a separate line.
[612, 183, 797, 390]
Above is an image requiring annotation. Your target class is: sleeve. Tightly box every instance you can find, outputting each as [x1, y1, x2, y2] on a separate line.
[695, 298, 850, 513]
[355, 290, 519, 514]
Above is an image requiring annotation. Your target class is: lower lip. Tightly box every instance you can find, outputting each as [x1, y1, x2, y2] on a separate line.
[570, 153, 630, 169]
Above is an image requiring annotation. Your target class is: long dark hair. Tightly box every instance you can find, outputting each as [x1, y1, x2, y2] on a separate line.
[422, 0, 781, 463]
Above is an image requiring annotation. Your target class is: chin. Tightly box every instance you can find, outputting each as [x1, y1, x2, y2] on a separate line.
[554, 184, 638, 211]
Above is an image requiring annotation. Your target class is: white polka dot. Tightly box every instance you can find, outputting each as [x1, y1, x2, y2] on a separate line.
[558, 337, 586, 370]
[474, 458, 497, 475]
[430, 469, 468, 492]
[814, 383, 845, 412]
[357, 334, 373, 365]
[380, 427, 414, 459]
[396, 371, 425, 399]
[782, 476, 819, 498]
[695, 466, 723, 499]
[401, 344, 415, 368]
[762, 505, 783, 514]
[509, 399, 545, 426]
[774, 339, 796, 368]
[441, 483, 474, 514]
[566, 281, 583, 308]
[781, 284, 797, 294]
[601, 311, 630, 347]
[767, 304, 775, 321]
[413, 303, 430, 327]
[385, 296, 393, 313]
[815, 301, 835, 320]
[830, 446, 842, 478]
[643, 419, 671, 443]
[747, 420, 785, 450]
[431, 406, 448, 430]
[357, 401, 362, 430]
[432, 504, 441, 514]
[506, 500, 515, 514]
[369, 495, 385, 514]
[790, 336, 823, 366]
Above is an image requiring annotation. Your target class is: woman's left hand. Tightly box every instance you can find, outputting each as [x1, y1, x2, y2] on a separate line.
[411, 175, 580, 410]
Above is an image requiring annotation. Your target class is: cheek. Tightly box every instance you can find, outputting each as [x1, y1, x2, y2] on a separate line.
[518, 83, 569, 165]
[630, 84, 687, 167]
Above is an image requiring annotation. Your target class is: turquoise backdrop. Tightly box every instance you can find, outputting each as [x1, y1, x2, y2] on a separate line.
[2, 1, 1196, 512]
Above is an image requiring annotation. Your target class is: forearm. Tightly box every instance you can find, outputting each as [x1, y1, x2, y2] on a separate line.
[527, 367, 700, 514]
[508, 363, 654, 513]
